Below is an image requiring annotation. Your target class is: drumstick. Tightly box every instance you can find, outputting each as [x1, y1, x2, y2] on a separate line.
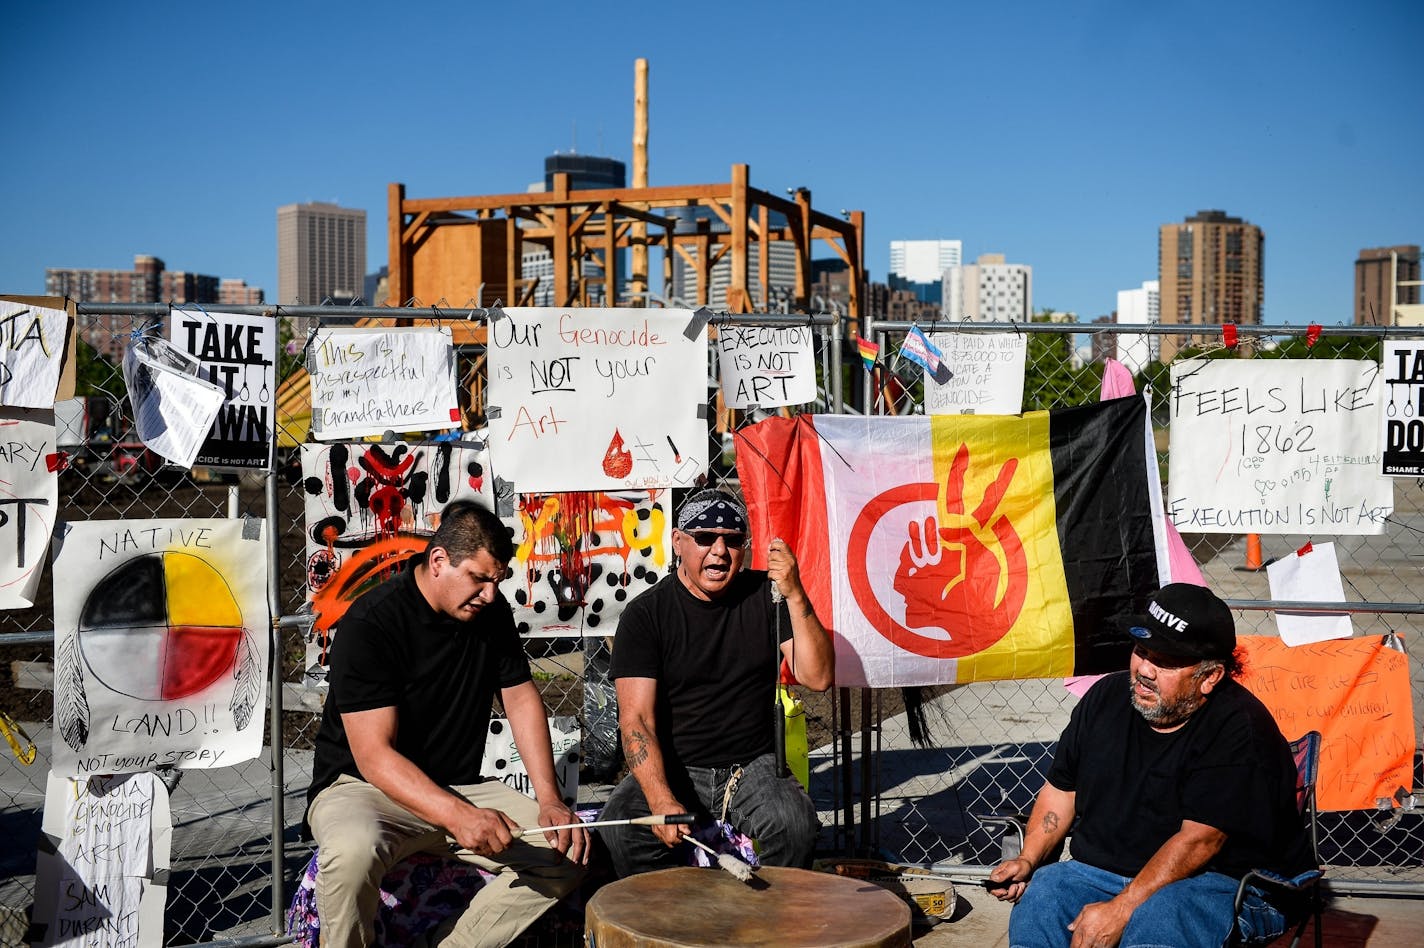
[681, 833, 755, 883]
[509, 813, 696, 839]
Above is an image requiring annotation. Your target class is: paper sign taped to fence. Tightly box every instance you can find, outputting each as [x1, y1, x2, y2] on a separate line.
[308, 327, 459, 440]
[486, 308, 709, 492]
[0, 300, 69, 408]
[122, 336, 226, 469]
[924, 332, 1027, 415]
[33, 771, 172, 948]
[1238, 636, 1414, 811]
[299, 440, 494, 684]
[50, 519, 271, 777]
[1167, 359, 1393, 534]
[1381, 339, 1424, 476]
[0, 408, 58, 610]
[716, 325, 816, 408]
[481, 715, 580, 806]
[1265, 542, 1354, 645]
[504, 490, 672, 637]
[168, 309, 277, 469]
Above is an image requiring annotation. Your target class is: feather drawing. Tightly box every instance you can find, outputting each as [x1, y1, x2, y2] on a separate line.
[55, 633, 91, 751]
[229, 627, 263, 731]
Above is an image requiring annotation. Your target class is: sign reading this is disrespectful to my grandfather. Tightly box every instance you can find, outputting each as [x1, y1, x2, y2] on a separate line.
[307, 327, 460, 440]
[1167, 359, 1393, 534]
[486, 308, 709, 493]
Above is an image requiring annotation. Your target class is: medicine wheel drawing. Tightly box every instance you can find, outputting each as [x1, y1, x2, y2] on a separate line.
[78, 551, 245, 701]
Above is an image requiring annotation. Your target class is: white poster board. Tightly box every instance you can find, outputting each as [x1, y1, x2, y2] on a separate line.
[51, 519, 271, 776]
[924, 331, 1028, 414]
[716, 325, 816, 408]
[0, 300, 69, 408]
[122, 337, 225, 469]
[1266, 542, 1354, 646]
[33, 771, 172, 948]
[1381, 339, 1424, 476]
[486, 308, 709, 492]
[168, 309, 277, 469]
[0, 408, 58, 609]
[1167, 359, 1393, 534]
[481, 715, 580, 807]
[307, 327, 460, 440]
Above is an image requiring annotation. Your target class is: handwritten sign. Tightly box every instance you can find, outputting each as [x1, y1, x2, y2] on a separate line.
[486, 308, 709, 492]
[299, 440, 494, 685]
[1167, 359, 1393, 534]
[716, 325, 815, 408]
[1238, 636, 1414, 811]
[1381, 339, 1424, 476]
[168, 310, 277, 469]
[0, 300, 69, 408]
[34, 771, 172, 948]
[0, 408, 58, 609]
[481, 715, 581, 807]
[308, 327, 459, 440]
[504, 490, 671, 637]
[51, 519, 271, 777]
[924, 331, 1027, 414]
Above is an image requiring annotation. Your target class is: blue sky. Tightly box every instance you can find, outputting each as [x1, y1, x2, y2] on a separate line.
[4, 0, 1419, 324]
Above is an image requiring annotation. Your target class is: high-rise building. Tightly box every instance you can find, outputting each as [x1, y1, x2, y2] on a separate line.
[1157, 210, 1263, 359]
[666, 205, 798, 309]
[1115, 280, 1160, 373]
[889, 240, 962, 284]
[276, 202, 367, 308]
[942, 253, 1032, 322]
[1354, 245, 1420, 325]
[218, 279, 264, 305]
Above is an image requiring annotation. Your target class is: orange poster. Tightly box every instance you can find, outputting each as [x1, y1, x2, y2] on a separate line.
[1238, 636, 1414, 812]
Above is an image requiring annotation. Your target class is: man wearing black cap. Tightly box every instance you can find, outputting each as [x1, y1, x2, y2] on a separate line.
[601, 487, 835, 877]
[988, 583, 1314, 947]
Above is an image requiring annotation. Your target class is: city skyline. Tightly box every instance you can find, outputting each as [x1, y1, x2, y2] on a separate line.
[3, 1, 1418, 325]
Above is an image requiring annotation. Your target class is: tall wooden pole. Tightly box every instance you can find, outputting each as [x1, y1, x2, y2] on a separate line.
[630, 58, 650, 303]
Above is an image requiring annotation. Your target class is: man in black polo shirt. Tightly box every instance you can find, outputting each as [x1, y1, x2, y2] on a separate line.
[988, 584, 1314, 947]
[306, 500, 587, 947]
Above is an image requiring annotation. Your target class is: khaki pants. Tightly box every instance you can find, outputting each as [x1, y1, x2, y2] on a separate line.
[308, 775, 583, 947]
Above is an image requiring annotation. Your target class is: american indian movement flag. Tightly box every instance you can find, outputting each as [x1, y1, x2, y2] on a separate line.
[735, 395, 1171, 687]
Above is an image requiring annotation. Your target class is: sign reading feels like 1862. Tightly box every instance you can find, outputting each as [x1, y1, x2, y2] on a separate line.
[1381, 339, 1424, 477]
[1168, 359, 1393, 534]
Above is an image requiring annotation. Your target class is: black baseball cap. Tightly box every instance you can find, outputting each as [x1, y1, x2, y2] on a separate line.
[1123, 583, 1236, 661]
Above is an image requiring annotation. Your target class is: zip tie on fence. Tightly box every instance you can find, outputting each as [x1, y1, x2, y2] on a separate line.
[0, 710, 36, 766]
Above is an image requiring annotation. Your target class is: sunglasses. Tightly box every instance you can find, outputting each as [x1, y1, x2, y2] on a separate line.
[684, 530, 748, 548]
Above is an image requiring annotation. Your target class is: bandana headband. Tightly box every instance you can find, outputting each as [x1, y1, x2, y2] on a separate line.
[676, 489, 748, 534]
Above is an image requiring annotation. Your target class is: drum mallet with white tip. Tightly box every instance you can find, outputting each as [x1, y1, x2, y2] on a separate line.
[509, 813, 696, 839]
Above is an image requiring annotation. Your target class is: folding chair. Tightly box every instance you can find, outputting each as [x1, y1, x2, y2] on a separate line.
[1231, 730, 1324, 947]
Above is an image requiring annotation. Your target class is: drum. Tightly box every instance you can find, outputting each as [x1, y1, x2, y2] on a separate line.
[585, 865, 912, 947]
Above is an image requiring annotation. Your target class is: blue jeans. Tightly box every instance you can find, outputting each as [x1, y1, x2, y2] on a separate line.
[601, 751, 819, 877]
[1009, 860, 1289, 948]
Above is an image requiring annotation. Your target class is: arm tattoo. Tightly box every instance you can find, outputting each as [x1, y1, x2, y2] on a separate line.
[1041, 811, 1060, 833]
[625, 728, 650, 769]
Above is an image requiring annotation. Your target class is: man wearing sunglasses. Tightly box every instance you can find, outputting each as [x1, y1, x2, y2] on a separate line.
[987, 584, 1313, 947]
[305, 500, 588, 947]
[601, 487, 834, 877]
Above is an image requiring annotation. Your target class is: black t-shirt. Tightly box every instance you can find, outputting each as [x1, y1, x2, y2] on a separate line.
[609, 570, 791, 770]
[306, 560, 532, 814]
[1047, 671, 1313, 879]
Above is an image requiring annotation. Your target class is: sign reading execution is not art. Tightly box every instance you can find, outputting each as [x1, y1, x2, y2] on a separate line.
[51, 518, 270, 777]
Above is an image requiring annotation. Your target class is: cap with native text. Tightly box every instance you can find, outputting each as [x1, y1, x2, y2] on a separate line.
[1123, 583, 1236, 661]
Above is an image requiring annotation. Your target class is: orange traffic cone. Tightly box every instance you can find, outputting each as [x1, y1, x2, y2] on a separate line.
[1240, 533, 1264, 572]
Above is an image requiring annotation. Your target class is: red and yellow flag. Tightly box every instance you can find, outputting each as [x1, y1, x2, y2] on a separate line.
[736, 397, 1169, 686]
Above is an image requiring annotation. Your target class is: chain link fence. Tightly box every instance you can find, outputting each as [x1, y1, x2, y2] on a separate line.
[2, 306, 1420, 947]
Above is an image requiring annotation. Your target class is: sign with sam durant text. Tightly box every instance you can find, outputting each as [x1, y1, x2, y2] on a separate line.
[1168, 359, 1393, 534]
[1381, 339, 1424, 476]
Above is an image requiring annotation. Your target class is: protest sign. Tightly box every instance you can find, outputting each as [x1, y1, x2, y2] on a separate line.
[122, 336, 226, 469]
[486, 307, 708, 492]
[307, 327, 460, 440]
[1381, 339, 1424, 476]
[924, 331, 1027, 414]
[481, 716, 580, 806]
[1239, 635, 1414, 811]
[1168, 359, 1392, 534]
[0, 408, 58, 609]
[168, 309, 277, 469]
[716, 324, 816, 408]
[51, 519, 270, 776]
[0, 300, 69, 408]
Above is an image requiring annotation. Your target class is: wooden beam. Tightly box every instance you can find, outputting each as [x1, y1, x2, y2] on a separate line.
[795, 188, 813, 307]
[605, 202, 620, 305]
[552, 173, 572, 307]
[400, 182, 732, 214]
[729, 164, 750, 313]
[388, 182, 407, 306]
[758, 203, 770, 309]
[401, 210, 431, 245]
